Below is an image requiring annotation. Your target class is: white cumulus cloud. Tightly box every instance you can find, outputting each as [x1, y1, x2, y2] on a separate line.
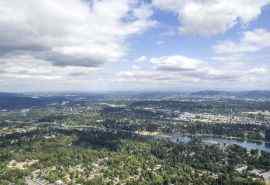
[0, 0, 156, 67]
[214, 29, 270, 54]
[135, 56, 148, 63]
[152, 0, 270, 36]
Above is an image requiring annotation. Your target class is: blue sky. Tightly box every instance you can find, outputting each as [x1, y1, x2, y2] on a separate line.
[131, 4, 270, 60]
[0, 0, 270, 92]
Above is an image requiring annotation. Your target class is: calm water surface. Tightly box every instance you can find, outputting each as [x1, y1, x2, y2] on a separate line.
[169, 135, 270, 153]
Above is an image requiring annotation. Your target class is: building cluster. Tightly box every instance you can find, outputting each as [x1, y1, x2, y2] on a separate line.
[173, 111, 269, 125]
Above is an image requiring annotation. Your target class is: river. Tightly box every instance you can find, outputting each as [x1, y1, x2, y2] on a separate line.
[169, 134, 270, 153]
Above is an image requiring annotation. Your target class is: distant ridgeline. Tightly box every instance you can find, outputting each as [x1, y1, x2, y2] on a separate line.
[0, 92, 105, 110]
[0, 90, 270, 110]
[191, 90, 270, 99]
[0, 93, 66, 110]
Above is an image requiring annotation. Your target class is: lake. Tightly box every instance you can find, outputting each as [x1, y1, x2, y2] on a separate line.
[169, 134, 270, 153]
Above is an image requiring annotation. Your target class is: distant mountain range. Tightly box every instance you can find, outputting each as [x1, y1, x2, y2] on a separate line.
[0, 92, 110, 110]
[0, 90, 270, 110]
[190, 90, 270, 98]
[0, 92, 66, 110]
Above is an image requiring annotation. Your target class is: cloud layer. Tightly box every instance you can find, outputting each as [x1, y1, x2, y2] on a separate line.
[0, 0, 269, 91]
[117, 54, 270, 90]
[0, 0, 156, 67]
[214, 29, 270, 54]
[153, 0, 270, 36]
